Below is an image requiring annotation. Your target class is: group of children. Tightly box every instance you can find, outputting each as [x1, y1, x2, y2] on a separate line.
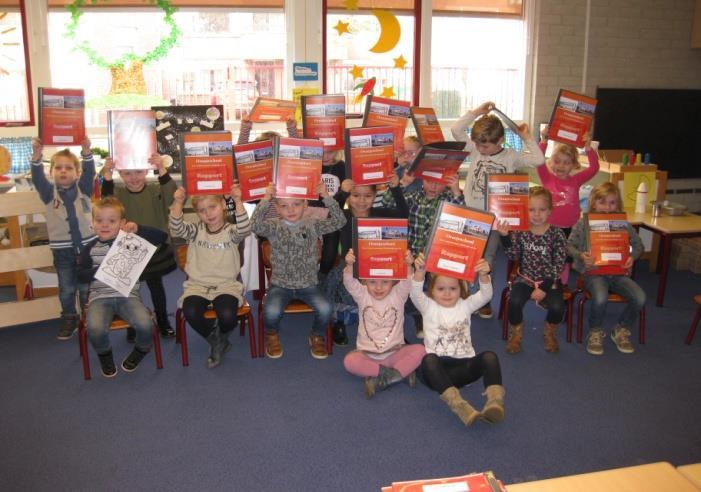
[28, 100, 647, 427]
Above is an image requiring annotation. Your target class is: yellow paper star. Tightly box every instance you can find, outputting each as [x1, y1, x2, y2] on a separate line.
[343, 0, 359, 10]
[393, 55, 408, 69]
[380, 86, 395, 98]
[349, 65, 364, 80]
[334, 20, 350, 36]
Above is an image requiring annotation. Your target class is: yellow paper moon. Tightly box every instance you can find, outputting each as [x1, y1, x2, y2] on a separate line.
[369, 9, 400, 54]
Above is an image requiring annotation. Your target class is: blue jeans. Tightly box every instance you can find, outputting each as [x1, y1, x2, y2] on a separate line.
[263, 285, 331, 336]
[585, 275, 646, 331]
[87, 297, 153, 353]
[53, 248, 89, 317]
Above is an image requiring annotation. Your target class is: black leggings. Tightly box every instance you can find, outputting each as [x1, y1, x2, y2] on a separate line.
[182, 295, 239, 339]
[420, 351, 502, 394]
[508, 279, 565, 325]
[145, 277, 169, 325]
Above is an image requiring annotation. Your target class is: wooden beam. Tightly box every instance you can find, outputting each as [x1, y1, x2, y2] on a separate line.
[0, 191, 45, 217]
[0, 245, 53, 274]
[0, 297, 61, 329]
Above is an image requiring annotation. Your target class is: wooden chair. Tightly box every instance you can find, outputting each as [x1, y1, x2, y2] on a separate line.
[575, 276, 646, 344]
[77, 308, 164, 381]
[684, 295, 701, 345]
[174, 243, 257, 366]
[497, 260, 575, 342]
[256, 238, 333, 358]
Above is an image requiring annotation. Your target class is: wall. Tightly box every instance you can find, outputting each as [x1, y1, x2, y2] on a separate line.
[531, 0, 701, 211]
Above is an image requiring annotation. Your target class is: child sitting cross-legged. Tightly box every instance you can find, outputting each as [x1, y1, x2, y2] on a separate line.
[251, 181, 346, 359]
[342, 248, 425, 398]
[77, 197, 168, 377]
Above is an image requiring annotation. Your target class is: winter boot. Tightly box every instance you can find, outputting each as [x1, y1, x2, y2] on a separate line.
[439, 386, 480, 426]
[57, 314, 79, 340]
[364, 366, 403, 398]
[544, 321, 559, 353]
[481, 385, 506, 423]
[505, 322, 523, 353]
[156, 312, 175, 339]
[205, 327, 221, 368]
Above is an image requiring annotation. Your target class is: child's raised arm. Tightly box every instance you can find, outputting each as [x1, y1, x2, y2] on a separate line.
[78, 136, 96, 197]
[149, 153, 167, 177]
[170, 187, 187, 218]
[237, 112, 252, 145]
[413, 252, 426, 282]
[30, 138, 53, 204]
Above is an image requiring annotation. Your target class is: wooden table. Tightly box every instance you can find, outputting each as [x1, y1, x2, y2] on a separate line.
[626, 209, 701, 306]
[506, 462, 701, 491]
[679, 463, 701, 489]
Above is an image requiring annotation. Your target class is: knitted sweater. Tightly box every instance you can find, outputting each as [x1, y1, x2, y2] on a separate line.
[567, 216, 644, 274]
[250, 197, 346, 289]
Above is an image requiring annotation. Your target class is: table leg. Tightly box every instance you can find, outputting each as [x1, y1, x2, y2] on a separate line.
[656, 234, 672, 307]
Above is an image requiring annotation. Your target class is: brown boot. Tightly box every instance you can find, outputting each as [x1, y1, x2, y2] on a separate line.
[439, 387, 480, 427]
[481, 385, 505, 423]
[544, 322, 559, 353]
[506, 323, 523, 353]
[265, 331, 284, 359]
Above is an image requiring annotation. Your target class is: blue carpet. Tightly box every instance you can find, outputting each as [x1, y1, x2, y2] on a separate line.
[1, 253, 700, 491]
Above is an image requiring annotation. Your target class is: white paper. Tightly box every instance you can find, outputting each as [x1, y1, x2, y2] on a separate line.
[95, 230, 157, 297]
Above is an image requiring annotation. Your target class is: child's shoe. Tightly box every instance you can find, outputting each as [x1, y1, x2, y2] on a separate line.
[156, 313, 175, 339]
[611, 325, 635, 354]
[543, 322, 559, 353]
[207, 330, 232, 369]
[586, 329, 605, 355]
[309, 333, 329, 360]
[57, 314, 79, 340]
[121, 347, 149, 372]
[439, 386, 480, 427]
[265, 331, 283, 359]
[478, 303, 493, 319]
[406, 370, 417, 388]
[125, 327, 136, 343]
[332, 320, 348, 346]
[505, 323, 523, 354]
[481, 385, 506, 423]
[98, 351, 117, 378]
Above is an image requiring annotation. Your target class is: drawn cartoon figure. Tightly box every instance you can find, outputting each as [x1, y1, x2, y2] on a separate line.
[103, 234, 148, 286]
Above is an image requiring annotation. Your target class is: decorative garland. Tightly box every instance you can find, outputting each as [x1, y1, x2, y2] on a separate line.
[65, 0, 181, 69]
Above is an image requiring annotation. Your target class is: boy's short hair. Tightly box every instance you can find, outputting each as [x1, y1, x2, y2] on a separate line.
[529, 186, 553, 210]
[403, 135, 420, 145]
[191, 194, 224, 210]
[256, 131, 280, 142]
[49, 149, 81, 173]
[427, 274, 469, 300]
[552, 143, 581, 169]
[470, 115, 504, 144]
[92, 196, 125, 219]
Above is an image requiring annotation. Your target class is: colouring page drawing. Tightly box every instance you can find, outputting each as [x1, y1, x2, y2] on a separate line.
[95, 230, 157, 297]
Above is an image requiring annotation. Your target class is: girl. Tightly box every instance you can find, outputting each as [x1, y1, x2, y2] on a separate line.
[411, 254, 504, 427]
[497, 187, 567, 354]
[324, 174, 409, 345]
[342, 249, 425, 398]
[169, 184, 251, 368]
[567, 182, 645, 356]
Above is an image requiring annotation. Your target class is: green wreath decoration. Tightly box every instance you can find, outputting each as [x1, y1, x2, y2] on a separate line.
[65, 0, 181, 69]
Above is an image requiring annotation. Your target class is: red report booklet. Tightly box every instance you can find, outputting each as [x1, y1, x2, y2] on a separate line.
[344, 126, 395, 185]
[407, 147, 469, 184]
[352, 218, 409, 280]
[390, 472, 498, 492]
[233, 139, 274, 202]
[585, 212, 630, 275]
[180, 131, 234, 195]
[273, 136, 323, 199]
[485, 174, 530, 231]
[424, 203, 494, 282]
[363, 95, 411, 152]
[547, 89, 597, 147]
[249, 97, 297, 123]
[301, 94, 346, 151]
[107, 110, 157, 170]
[38, 87, 86, 146]
[410, 106, 444, 146]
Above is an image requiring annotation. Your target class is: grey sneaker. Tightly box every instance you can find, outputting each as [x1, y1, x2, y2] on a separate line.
[611, 326, 635, 354]
[121, 348, 149, 372]
[586, 329, 605, 355]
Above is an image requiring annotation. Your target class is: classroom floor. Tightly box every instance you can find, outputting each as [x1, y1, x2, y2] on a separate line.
[1, 252, 700, 491]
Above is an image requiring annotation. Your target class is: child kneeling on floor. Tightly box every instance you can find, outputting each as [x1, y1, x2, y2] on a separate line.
[342, 248, 425, 398]
[77, 197, 168, 377]
[411, 253, 505, 427]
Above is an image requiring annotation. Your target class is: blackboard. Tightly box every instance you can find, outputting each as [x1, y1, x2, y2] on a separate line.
[594, 88, 701, 179]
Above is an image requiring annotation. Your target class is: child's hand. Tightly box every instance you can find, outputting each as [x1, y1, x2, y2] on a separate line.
[389, 171, 400, 188]
[531, 288, 546, 302]
[340, 178, 354, 193]
[496, 220, 510, 236]
[241, 112, 251, 124]
[122, 222, 138, 234]
[474, 101, 495, 115]
[517, 123, 531, 140]
[80, 137, 92, 156]
[286, 116, 296, 126]
[474, 258, 491, 277]
[345, 248, 356, 266]
[102, 157, 115, 181]
[400, 171, 416, 187]
[263, 182, 275, 201]
[623, 256, 634, 270]
[230, 181, 243, 202]
[31, 138, 43, 161]
[318, 181, 329, 199]
[581, 251, 594, 268]
[149, 153, 165, 173]
[583, 132, 592, 151]
[446, 174, 462, 196]
[413, 252, 426, 280]
[540, 124, 549, 141]
[173, 187, 187, 204]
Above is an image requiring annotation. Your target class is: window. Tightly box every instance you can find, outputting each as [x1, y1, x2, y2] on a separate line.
[0, 6, 33, 125]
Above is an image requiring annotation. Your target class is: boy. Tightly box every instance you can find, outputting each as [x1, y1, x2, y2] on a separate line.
[251, 182, 346, 359]
[101, 153, 177, 339]
[450, 101, 545, 318]
[31, 138, 96, 340]
[77, 197, 167, 377]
